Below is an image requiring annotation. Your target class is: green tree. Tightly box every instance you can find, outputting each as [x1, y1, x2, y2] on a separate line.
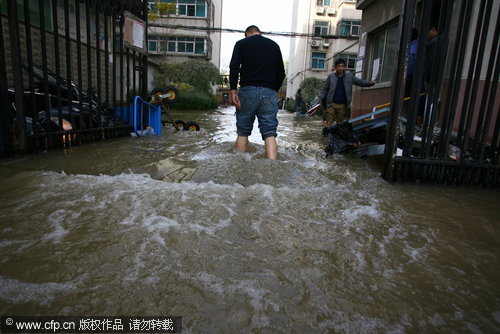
[299, 77, 324, 105]
[153, 59, 222, 93]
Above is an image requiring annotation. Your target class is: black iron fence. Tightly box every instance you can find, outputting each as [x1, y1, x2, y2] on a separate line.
[383, 0, 499, 187]
[0, 0, 148, 157]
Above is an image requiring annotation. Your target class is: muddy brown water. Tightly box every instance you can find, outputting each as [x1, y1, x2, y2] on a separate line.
[1, 107, 499, 333]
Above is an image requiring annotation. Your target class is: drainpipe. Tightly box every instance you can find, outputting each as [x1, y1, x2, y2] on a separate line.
[142, 0, 149, 97]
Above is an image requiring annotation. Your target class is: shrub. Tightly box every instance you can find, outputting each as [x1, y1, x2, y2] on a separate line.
[285, 99, 296, 112]
[153, 59, 222, 94]
[173, 91, 218, 110]
[299, 77, 324, 105]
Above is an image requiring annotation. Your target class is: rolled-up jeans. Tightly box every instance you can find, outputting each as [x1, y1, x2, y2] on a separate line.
[236, 86, 279, 140]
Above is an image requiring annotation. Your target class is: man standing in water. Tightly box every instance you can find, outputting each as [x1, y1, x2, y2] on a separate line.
[229, 25, 286, 160]
[319, 59, 376, 127]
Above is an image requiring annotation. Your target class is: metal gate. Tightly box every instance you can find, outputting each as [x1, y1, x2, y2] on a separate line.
[0, 0, 148, 157]
[382, 0, 499, 187]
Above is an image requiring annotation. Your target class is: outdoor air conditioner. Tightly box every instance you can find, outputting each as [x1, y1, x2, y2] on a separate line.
[311, 40, 321, 48]
[316, 6, 325, 14]
[326, 7, 336, 15]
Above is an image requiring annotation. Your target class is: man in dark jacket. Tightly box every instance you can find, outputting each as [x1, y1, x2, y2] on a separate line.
[229, 25, 286, 159]
[318, 59, 375, 127]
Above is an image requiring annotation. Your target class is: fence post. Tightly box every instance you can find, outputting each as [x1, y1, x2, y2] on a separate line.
[7, 0, 27, 152]
[382, 0, 417, 182]
[0, 13, 10, 157]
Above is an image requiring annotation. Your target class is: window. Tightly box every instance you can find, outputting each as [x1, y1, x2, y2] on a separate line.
[314, 21, 329, 37]
[369, 23, 398, 82]
[178, 0, 207, 17]
[148, 36, 159, 52]
[148, 0, 207, 18]
[316, 0, 331, 5]
[335, 54, 357, 72]
[312, 52, 326, 69]
[338, 20, 361, 36]
[148, 36, 206, 55]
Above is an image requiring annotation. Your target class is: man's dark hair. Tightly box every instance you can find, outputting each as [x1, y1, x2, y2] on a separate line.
[334, 58, 346, 66]
[245, 25, 261, 34]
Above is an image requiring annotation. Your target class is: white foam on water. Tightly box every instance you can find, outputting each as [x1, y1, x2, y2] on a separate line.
[141, 215, 181, 234]
[0, 276, 78, 306]
[43, 209, 81, 243]
[183, 271, 276, 328]
[341, 204, 381, 222]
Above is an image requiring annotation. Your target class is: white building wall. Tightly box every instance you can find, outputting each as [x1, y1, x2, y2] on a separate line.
[146, 0, 223, 91]
[287, 0, 362, 99]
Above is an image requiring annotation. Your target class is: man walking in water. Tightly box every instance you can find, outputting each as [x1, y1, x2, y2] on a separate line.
[229, 25, 286, 160]
[319, 59, 376, 127]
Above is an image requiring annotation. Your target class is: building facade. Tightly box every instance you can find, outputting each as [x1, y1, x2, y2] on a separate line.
[146, 0, 222, 91]
[352, 0, 499, 119]
[287, 0, 361, 98]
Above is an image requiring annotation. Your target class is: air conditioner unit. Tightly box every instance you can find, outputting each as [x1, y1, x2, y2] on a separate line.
[316, 6, 325, 14]
[326, 7, 336, 15]
[323, 42, 330, 48]
[311, 40, 321, 48]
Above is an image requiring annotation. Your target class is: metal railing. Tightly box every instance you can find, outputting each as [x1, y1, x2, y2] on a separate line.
[382, 0, 499, 187]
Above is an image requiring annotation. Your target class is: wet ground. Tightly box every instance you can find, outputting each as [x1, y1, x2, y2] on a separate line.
[0, 107, 499, 333]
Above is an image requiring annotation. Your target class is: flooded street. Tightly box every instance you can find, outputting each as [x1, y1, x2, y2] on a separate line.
[1, 107, 499, 333]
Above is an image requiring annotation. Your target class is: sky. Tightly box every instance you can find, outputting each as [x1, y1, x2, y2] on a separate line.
[219, 0, 293, 73]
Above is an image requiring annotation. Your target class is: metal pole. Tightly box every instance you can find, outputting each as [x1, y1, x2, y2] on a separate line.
[438, 0, 473, 159]
[7, 0, 27, 152]
[52, 0, 63, 136]
[421, 0, 455, 158]
[460, 0, 493, 160]
[39, 0, 51, 148]
[75, 0, 84, 138]
[104, 11, 110, 115]
[473, 13, 499, 161]
[95, 7, 103, 133]
[0, 11, 11, 156]
[382, 0, 417, 182]
[24, 0, 38, 141]
[402, 0, 432, 157]
[64, 0, 74, 136]
[455, 0, 488, 154]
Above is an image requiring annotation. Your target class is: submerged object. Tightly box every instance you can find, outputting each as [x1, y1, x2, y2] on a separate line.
[306, 99, 321, 116]
[323, 122, 359, 155]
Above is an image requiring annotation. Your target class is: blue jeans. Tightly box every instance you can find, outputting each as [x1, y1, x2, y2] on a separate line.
[236, 86, 278, 140]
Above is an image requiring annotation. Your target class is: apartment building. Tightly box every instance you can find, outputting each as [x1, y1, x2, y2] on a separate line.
[146, 0, 223, 90]
[287, 0, 361, 98]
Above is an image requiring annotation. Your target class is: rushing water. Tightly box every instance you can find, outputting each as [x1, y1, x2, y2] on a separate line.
[0, 107, 499, 333]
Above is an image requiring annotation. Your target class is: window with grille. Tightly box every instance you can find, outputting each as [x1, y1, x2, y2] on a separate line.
[368, 22, 398, 82]
[314, 21, 329, 37]
[337, 20, 361, 36]
[148, 0, 207, 18]
[312, 52, 326, 69]
[148, 36, 206, 55]
[335, 54, 357, 72]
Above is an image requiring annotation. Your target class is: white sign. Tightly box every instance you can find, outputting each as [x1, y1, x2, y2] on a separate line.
[372, 58, 380, 81]
[355, 59, 363, 73]
[358, 46, 365, 58]
[123, 11, 145, 52]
